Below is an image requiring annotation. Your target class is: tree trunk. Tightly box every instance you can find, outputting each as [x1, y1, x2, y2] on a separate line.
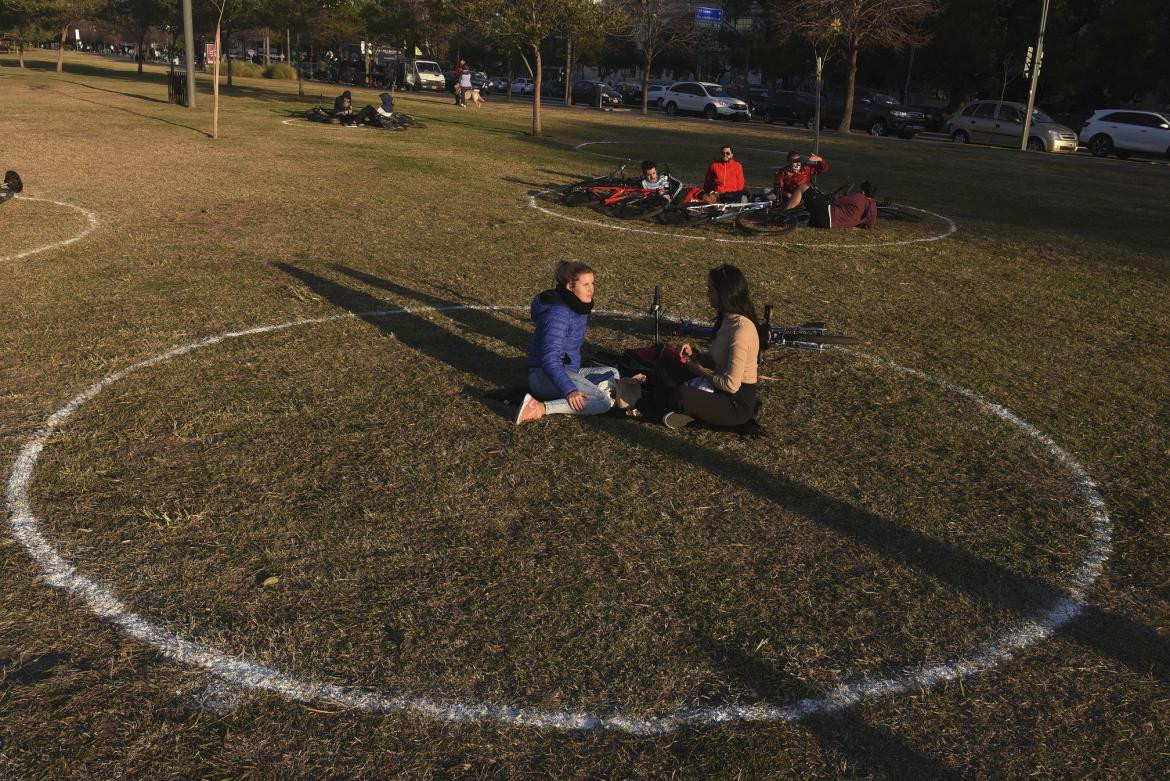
[18, 36, 25, 68]
[564, 35, 572, 105]
[137, 30, 145, 74]
[57, 24, 68, 73]
[640, 50, 651, 114]
[839, 42, 858, 133]
[532, 46, 542, 136]
[297, 33, 303, 96]
[213, 9, 224, 138]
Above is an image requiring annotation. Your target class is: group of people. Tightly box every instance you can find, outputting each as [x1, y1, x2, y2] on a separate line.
[696, 144, 878, 230]
[324, 91, 400, 127]
[515, 261, 760, 431]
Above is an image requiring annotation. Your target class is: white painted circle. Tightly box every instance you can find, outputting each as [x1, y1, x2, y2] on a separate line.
[0, 195, 99, 263]
[281, 118, 364, 129]
[5, 306, 1111, 734]
[540, 140, 959, 249]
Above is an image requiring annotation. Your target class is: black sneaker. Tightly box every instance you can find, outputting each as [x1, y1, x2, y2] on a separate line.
[663, 411, 694, 430]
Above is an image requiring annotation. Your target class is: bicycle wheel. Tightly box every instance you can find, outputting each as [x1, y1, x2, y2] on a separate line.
[877, 202, 922, 223]
[801, 334, 859, 346]
[659, 206, 711, 226]
[562, 188, 598, 207]
[612, 197, 666, 220]
[736, 209, 797, 234]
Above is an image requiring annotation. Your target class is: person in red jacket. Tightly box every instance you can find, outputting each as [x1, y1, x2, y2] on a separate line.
[775, 151, 828, 210]
[804, 180, 878, 230]
[701, 145, 748, 203]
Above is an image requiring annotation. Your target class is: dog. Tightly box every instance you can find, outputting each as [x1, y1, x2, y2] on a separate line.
[463, 87, 485, 107]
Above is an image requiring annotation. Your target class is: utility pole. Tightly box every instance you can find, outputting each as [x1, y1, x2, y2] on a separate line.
[813, 51, 823, 154]
[1019, 0, 1050, 151]
[182, 0, 196, 107]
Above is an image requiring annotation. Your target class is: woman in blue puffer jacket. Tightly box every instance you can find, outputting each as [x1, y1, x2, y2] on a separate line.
[514, 261, 618, 425]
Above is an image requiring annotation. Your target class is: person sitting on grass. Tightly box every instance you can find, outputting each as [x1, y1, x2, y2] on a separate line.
[775, 151, 828, 210]
[650, 264, 760, 431]
[803, 180, 878, 230]
[701, 145, 748, 204]
[640, 160, 679, 200]
[331, 90, 355, 123]
[515, 261, 620, 425]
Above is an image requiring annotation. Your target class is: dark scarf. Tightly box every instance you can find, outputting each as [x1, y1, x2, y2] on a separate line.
[557, 285, 594, 315]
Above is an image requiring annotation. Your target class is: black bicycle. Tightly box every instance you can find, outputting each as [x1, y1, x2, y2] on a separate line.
[0, 170, 23, 205]
[736, 184, 922, 234]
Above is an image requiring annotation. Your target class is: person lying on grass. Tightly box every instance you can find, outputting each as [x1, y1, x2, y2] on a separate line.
[640, 160, 677, 195]
[646, 264, 760, 431]
[515, 261, 620, 425]
[803, 180, 878, 230]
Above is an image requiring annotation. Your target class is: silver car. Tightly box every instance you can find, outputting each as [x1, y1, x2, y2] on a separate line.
[946, 100, 1078, 153]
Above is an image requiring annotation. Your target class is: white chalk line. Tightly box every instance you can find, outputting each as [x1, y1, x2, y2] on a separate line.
[537, 141, 958, 248]
[6, 305, 1111, 734]
[0, 195, 99, 263]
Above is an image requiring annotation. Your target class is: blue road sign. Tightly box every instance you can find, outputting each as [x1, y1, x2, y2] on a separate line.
[695, 7, 724, 25]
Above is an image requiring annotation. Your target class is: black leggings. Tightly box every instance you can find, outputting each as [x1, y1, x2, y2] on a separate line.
[643, 353, 757, 427]
[804, 189, 832, 228]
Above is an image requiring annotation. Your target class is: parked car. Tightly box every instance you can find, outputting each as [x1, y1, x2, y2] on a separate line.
[729, 85, 770, 116]
[488, 75, 508, 91]
[540, 79, 565, 99]
[662, 82, 750, 121]
[807, 87, 927, 137]
[759, 89, 812, 125]
[408, 59, 445, 92]
[572, 81, 622, 107]
[1079, 109, 1170, 159]
[645, 82, 671, 107]
[606, 79, 643, 104]
[909, 104, 946, 133]
[946, 100, 1078, 152]
[510, 77, 534, 95]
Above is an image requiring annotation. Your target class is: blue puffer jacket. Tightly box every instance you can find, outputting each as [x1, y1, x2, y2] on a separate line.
[526, 288, 588, 398]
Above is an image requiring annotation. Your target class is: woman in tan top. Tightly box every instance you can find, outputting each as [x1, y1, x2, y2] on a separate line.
[663, 264, 760, 430]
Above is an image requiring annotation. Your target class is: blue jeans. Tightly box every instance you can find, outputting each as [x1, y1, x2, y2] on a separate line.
[528, 366, 619, 416]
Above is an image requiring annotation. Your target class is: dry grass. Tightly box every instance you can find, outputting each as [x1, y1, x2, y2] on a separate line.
[1, 50, 1168, 779]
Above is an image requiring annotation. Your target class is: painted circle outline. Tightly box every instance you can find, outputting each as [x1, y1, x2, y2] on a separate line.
[526, 140, 958, 249]
[0, 195, 99, 263]
[5, 305, 1111, 734]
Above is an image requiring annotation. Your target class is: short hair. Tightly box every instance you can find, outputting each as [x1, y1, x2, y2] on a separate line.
[555, 260, 594, 287]
[341, 90, 352, 98]
[720, 144, 733, 153]
[859, 180, 875, 197]
[787, 150, 802, 162]
[641, 160, 657, 173]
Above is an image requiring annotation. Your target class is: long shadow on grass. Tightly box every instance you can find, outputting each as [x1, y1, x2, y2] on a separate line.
[277, 264, 1170, 698]
[57, 88, 211, 137]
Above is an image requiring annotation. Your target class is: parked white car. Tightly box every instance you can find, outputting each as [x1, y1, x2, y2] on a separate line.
[662, 82, 750, 121]
[510, 77, 534, 95]
[1079, 109, 1170, 159]
[645, 83, 671, 107]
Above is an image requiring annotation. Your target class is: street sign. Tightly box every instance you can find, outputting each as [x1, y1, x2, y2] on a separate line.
[695, 7, 723, 25]
[205, 42, 217, 66]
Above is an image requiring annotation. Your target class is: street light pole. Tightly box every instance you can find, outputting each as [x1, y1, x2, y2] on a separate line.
[1019, 0, 1050, 151]
[182, 0, 196, 107]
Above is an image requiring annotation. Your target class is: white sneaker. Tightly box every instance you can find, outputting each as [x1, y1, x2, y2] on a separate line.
[663, 411, 695, 430]
[514, 393, 544, 425]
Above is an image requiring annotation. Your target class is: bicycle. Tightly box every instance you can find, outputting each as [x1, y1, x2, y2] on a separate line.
[560, 164, 637, 206]
[0, 170, 22, 205]
[736, 185, 923, 234]
[658, 193, 773, 227]
[647, 287, 859, 359]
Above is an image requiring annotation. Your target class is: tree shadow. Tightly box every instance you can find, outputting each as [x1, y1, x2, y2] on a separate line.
[61, 78, 169, 104]
[275, 263, 1170, 695]
[60, 91, 210, 137]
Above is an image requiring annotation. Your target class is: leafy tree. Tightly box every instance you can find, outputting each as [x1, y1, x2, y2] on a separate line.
[104, 0, 177, 74]
[455, 0, 610, 136]
[616, 0, 699, 113]
[0, 0, 49, 67]
[771, 0, 938, 131]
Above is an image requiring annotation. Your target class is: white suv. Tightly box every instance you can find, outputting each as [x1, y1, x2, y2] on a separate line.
[662, 82, 750, 121]
[1079, 109, 1170, 159]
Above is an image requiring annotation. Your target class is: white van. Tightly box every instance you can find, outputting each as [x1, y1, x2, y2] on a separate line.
[408, 60, 445, 92]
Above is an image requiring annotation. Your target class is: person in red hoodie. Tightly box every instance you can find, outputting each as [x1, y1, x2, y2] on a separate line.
[701, 145, 748, 204]
[775, 150, 828, 210]
[804, 180, 878, 230]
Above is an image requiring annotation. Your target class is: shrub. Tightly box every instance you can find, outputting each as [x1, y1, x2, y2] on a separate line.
[264, 63, 297, 80]
[224, 60, 263, 79]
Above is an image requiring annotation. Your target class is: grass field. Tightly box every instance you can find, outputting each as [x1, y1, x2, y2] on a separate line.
[2, 51, 1169, 779]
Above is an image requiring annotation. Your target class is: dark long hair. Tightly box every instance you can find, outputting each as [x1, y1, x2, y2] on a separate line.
[709, 264, 758, 330]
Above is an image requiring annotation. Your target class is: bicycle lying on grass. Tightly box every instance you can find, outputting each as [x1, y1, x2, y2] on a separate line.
[647, 286, 859, 360]
[735, 185, 922, 234]
[1, 170, 23, 205]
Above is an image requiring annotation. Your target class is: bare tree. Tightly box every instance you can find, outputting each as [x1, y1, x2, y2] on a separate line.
[772, 0, 937, 132]
[618, 0, 699, 114]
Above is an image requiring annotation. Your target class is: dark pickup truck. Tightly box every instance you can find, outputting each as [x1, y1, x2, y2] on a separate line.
[762, 86, 928, 137]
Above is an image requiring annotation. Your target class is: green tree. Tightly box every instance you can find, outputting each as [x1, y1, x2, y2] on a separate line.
[772, 0, 938, 132]
[105, 0, 177, 74]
